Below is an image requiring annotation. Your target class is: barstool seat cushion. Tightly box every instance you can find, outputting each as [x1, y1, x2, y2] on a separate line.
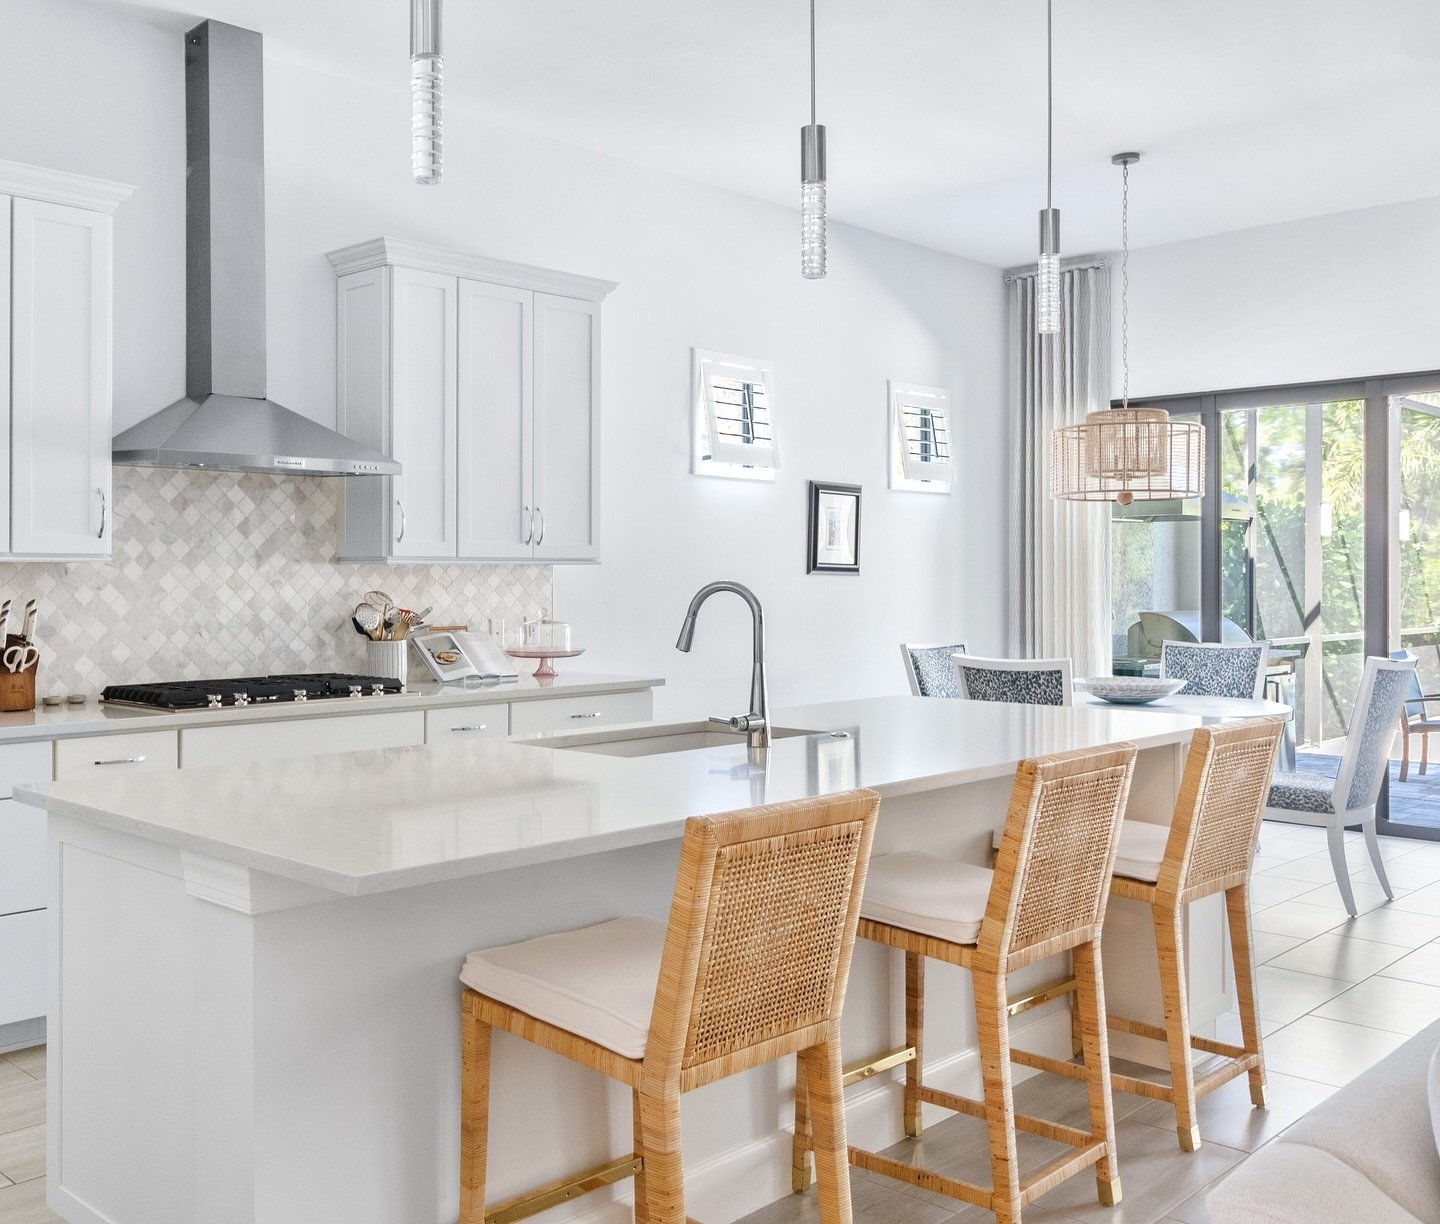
[989, 821, 1170, 885]
[861, 853, 993, 945]
[460, 916, 664, 1060]
[1111, 820, 1172, 884]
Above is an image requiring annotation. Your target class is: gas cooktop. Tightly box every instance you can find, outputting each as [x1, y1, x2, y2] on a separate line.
[101, 673, 405, 711]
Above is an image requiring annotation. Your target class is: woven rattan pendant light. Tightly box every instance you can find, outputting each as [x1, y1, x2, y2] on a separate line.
[1050, 153, 1204, 505]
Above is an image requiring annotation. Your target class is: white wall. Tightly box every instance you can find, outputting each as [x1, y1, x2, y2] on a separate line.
[1118, 196, 1440, 399]
[0, 0, 1008, 716]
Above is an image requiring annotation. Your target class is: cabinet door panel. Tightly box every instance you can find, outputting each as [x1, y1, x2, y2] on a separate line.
[0, 799, 46, 916]
[11, 198, 111, 556]
[336, 267, 391, 560]
[181, 711, 425, 768]
[390, 267, 457, 558]
[532, 294, 600, 561]
[457, 280, 533, 559]
[0, 910, 45, 1026]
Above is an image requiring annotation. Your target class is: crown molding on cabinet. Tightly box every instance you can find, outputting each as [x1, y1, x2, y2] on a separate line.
[0, 159, 135, 213]
[325, 237, 617, 303]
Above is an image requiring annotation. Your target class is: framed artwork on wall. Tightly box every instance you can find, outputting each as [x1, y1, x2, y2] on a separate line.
[807, 480, 861, 574]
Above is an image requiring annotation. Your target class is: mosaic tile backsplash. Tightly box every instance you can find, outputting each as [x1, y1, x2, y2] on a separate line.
[0, 468, 553, 698]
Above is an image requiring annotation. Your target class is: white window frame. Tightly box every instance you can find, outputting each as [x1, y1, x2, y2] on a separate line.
[888, 380, 953, 493]
[692, 348, 778, 481]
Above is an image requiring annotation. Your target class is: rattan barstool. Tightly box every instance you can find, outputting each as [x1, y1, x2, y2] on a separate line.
[796, 743, 1137, 1224]
[1015, 718, 1282, 1154]
[458, 790, 879, 1224]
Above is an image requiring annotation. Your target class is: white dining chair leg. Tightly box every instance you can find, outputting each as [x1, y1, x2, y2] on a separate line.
[1362, 818, 1393, 899]
[1327, 821, 1358, 917]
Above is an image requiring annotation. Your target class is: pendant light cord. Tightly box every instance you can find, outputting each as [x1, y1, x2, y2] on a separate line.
[1046, 0, 1052, 210]
[1120, 158, 1130, 410]
[810, 0, 817, 126]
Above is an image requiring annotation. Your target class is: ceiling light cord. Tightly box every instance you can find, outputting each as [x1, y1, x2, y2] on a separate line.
[810, 0, 817, 127]
[1121, 157, 1130, 409]
[1046, 0, 1052, 210]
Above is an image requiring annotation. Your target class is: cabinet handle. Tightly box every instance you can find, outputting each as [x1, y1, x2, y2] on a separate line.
[395, 498, 406, 544]
[97, 488, 107, 539]
[522, 505, 533, 545]
[449, 724, 487, 733]
[94, 755, 145, 766]
[569, 712, 602, 720]
[535, 506, 545, 546]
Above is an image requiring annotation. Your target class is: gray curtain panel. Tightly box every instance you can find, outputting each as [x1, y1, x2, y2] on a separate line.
[1008, 262, 1114, 678]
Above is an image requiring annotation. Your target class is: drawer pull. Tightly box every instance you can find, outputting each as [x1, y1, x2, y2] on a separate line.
[450, 724, 487, 733]
[94, 755, 146, 766]
[569, 712, 603, 720]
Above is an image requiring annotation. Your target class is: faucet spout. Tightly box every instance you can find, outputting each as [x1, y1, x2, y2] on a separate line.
[674, 580, 770, 750]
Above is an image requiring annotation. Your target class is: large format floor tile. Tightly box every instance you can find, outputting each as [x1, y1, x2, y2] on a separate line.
[1337, 906, 1440, 948]
[0, 1179, 59, 1224]
[1377, 939, 1440, 986]
[0, 1127, 42, 1187]
[1253, 965, 1351, 1024]
[1313, 973, 1440, 1034]
[1260, 1014, 1409, 1086]
[1128, 1069, 1334, 1155]
[1263, 932, 1411, 982]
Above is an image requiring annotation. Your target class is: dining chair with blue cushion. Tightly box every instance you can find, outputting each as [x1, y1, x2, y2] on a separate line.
[955, 656, 1072, 706]
[900, 642, 967, 698]
[1160, 640, 1270, 701]
[1264, 654, 1415, 916]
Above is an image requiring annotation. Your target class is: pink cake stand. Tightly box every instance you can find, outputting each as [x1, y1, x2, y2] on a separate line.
[504, 646, 584, 679]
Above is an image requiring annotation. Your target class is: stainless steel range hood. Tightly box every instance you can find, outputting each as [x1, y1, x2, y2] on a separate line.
[113, 20, 399, 477]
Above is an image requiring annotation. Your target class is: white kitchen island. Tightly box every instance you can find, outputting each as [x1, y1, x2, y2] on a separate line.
[17, 695, 1277, 1224]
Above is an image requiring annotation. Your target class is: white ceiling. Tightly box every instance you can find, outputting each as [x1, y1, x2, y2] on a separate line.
[86, 0, 1440, 266]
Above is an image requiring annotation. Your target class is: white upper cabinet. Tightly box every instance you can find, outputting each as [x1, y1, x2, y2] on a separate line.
[329, 238, 614, 564]
[533, 294, 600, 562]
[0, 161, 130, 560]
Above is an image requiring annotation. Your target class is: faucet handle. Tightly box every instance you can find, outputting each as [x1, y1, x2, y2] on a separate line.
[711, 713, 766, 733]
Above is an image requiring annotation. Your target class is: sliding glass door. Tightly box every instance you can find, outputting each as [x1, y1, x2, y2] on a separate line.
[1112, 373, 1440, 837]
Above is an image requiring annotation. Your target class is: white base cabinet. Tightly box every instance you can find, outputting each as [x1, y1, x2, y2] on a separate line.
[0, 160, 131, 560]
[328, 238, 613, 564]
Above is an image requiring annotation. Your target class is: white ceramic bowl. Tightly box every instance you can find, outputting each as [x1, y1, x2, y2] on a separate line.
[1074, 676, 1187, 705]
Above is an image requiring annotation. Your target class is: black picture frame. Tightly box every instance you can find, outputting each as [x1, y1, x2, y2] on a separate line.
[806, 480, 862, 574]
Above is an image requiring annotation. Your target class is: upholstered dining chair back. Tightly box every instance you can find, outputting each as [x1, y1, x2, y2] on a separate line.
[900, 642, 967, 698]
[986, 743, 1136, 968]
[954, 655, 1073, 706]
[1160, 640, 1270, 700]
[643, 791, 879, 1090]
[1162, 718, 1285, 901]
[1332, 656, 1416, 814]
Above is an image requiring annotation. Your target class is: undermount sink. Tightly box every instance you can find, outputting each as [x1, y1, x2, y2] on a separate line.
[540, 721, 818, 758]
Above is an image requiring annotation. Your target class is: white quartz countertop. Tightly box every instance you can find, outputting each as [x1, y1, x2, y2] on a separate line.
[0, 672, 662, 744]
[17, 695, 1281, 897]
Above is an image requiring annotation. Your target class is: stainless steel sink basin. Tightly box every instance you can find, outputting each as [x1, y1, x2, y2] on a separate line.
[537, 721, 818, 758]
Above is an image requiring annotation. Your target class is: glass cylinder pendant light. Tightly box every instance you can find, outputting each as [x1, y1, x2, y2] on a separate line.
[800, 0, 827, 279]
[1036, 0, 1060, 333]
[411, 0, 443, 185]
[1050, 152, 1205, 504]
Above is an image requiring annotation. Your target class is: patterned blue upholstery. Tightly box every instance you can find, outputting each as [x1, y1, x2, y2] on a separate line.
[907, 645, 965, 699]
[959, 666, 1065, 706]
[1267, 771, 1335, 814]
[1344, 666, 1410, 810]
[1161, 642, 1266, 699]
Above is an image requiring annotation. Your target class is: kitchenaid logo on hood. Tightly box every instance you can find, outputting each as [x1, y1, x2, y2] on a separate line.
[273, 457, 306, 469]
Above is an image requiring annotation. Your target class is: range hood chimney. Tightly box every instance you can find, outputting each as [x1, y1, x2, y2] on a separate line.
[112, 20, 399, 477]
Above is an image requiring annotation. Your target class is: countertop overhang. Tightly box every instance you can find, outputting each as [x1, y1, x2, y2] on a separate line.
[14, 695, 1267, 898]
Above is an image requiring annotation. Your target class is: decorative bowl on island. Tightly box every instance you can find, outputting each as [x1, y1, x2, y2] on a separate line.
[1075, 676, 1187, 705]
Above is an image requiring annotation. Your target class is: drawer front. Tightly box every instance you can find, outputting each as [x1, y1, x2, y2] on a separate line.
[182, 710, 425, 769]
[425, 704, 509, 741]
[0, 799, 45, 916]
[55, 730, 179, 781]
[0, 741, 51, 798]
[509, 689, 653, 737]
[0, 909, 46, 1026]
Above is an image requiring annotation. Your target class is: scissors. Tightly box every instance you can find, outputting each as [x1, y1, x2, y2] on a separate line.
[3, 643, 37, 674]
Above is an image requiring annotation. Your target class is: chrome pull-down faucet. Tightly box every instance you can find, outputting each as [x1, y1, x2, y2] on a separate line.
[675, 580, 770, 750]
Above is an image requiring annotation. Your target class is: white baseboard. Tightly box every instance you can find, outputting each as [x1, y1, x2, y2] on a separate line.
[560, 1004, 1074, 1224]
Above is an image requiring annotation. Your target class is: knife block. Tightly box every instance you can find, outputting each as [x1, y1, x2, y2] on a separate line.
[0, 638, 37, 712]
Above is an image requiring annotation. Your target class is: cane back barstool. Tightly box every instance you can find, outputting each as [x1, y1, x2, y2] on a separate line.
[1017, 717, 1284, 1154]
[795, 743, 1137, 1224]
[459, 790, 879, 1224]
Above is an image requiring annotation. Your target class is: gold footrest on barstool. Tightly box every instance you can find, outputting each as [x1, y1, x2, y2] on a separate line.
[485, 1155, 644, 1224]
